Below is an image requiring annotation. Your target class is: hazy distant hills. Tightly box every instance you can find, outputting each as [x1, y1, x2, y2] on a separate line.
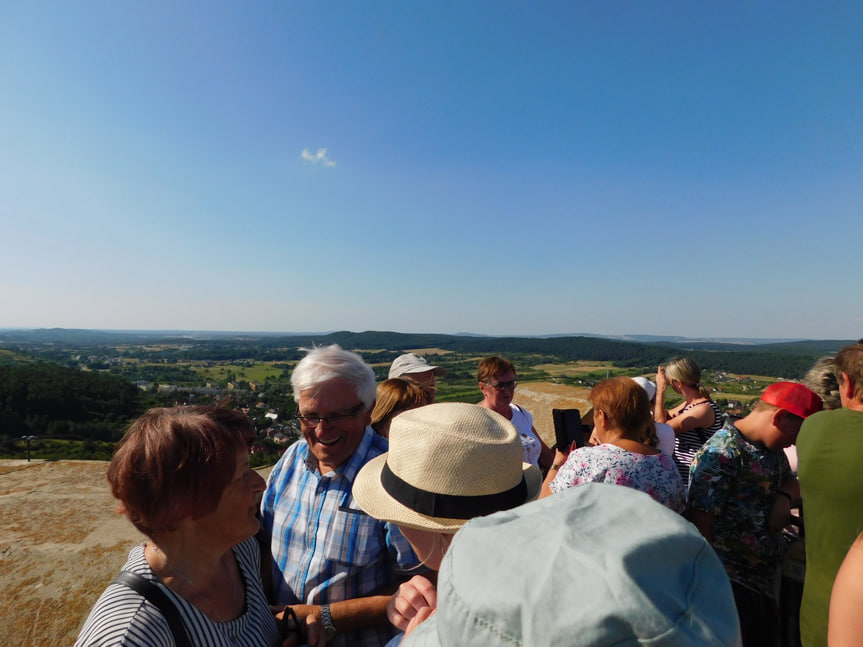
[0, 327, 853, 356]
[0, 328, 854, 379]
[589, 335, 854, 355]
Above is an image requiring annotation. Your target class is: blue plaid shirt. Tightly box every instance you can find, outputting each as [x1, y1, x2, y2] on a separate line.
[261, 427, 419, 647]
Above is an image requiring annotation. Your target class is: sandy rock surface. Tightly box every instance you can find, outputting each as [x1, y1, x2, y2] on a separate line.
[0, 460, 145, 647]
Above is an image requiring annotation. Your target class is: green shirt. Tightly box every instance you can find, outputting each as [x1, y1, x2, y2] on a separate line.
[797, 408, 863, 647]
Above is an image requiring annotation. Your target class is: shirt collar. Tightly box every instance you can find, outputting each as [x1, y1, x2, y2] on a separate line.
[303, 426, 380, 482]
[340, 426, 378, 482]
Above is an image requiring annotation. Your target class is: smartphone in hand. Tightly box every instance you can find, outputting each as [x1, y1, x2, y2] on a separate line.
[552, 409, 584, 452]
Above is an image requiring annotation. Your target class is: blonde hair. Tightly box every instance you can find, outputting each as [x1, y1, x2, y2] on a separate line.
[371, 378, 428, 436]
[664, 357, 712, 400]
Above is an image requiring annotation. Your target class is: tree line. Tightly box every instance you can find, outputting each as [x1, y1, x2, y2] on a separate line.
[0, 364, 141, 442]
[0, 329, 844, 461]
[3, 328, 839, 382]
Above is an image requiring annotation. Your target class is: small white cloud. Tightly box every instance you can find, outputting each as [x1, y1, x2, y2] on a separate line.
[301, 148, 336, 167]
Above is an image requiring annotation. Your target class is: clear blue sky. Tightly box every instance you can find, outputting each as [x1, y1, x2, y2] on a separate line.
[2, 2, 861, 340]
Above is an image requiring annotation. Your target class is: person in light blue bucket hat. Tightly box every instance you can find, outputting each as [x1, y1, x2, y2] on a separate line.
[403, 482, 742, 647]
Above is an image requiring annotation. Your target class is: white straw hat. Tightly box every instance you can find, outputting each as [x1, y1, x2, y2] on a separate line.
[353, 402, 541, 532]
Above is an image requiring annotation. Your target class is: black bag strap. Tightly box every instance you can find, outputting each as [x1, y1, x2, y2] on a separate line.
[114, 571, 193, 647]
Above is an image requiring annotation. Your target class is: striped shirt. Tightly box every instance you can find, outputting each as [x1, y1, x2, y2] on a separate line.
[672, 400, 725, 484]
[75, 537, 279, 647]
[260, 427, 419, 647]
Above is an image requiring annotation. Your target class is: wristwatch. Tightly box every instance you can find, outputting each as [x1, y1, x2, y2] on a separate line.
[320, 604, 337, 640]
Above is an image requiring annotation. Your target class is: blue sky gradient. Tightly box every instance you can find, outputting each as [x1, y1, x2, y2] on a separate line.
[2, 2, 861, 339]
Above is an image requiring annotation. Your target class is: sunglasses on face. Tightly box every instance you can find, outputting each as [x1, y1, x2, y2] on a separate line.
[485, 380, 517, 391]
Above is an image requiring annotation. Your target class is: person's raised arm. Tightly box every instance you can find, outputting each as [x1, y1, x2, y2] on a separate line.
[654, 366, 670, 422]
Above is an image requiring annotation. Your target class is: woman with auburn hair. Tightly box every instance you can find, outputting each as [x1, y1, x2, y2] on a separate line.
[371, 378, 428, 437]
[477, 355, 554, 472]
[655, 357, 724, 483]
[76, 406, 301, 647]
[539, 377, 684, 512]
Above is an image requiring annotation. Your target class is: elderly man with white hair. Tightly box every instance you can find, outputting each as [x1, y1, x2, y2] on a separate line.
[260, 345, 420, 647]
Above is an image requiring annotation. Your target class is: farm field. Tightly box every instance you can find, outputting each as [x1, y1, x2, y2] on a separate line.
[395, 347, 456, 355]
[192, 361, 286, 383]
[530, 360, 618, 376]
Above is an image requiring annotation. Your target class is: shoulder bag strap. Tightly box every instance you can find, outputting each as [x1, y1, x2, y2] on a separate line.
[113, 571, 193, 647]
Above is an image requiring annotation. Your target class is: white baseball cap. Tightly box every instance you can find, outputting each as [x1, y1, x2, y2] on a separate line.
[388, 353, 446, 379]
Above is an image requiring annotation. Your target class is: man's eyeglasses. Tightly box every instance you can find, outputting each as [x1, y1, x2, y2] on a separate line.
[485, 380, 518, 391]
[294, 403, 365, 428]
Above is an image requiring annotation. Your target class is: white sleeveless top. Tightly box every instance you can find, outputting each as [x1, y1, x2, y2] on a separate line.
[510, 403, 541, 466]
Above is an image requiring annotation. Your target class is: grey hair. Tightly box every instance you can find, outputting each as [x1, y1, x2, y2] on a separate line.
[291, 344, 377, 407]
[804, 356, 841, 411]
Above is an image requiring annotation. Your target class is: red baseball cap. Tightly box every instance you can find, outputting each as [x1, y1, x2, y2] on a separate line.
[761, 382, 823, 419]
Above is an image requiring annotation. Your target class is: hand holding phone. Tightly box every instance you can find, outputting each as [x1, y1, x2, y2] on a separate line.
[552, 409, 584, 453]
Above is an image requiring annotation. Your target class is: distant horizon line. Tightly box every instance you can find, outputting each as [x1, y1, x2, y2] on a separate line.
[0, 326, 848, 345]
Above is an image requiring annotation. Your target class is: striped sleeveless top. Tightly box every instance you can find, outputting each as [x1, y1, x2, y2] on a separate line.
[672, 400, 725, 485]
[75, 537, 280, 647]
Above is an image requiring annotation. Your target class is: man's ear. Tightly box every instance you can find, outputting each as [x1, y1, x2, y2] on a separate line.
[771, 408, 785, 429]
[773, 409, 802, 435]
[840, 372, 855, 401]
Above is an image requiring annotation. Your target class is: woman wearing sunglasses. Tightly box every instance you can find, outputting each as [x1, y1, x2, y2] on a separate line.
[477, 355, 554, 473]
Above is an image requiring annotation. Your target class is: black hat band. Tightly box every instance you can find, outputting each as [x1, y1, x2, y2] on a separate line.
[380, 461, 527, 520]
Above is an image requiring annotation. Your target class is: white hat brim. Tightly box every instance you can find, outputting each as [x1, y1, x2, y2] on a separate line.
[353, 453, 542, 533]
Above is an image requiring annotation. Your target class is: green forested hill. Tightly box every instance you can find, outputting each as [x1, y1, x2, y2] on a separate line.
[311, 331, 829, 379]
[0, 364, 141, 441]
[1, 328, 845, 380]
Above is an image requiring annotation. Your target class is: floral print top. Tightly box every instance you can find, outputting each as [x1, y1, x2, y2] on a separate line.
[687, 421, 795, 599]
[549, 443, 685, 512]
